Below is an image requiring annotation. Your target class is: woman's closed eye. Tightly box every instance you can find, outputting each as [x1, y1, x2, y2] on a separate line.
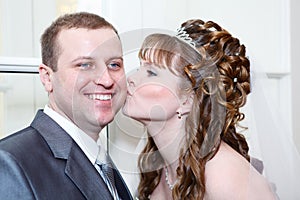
[147, 70, 157, 77]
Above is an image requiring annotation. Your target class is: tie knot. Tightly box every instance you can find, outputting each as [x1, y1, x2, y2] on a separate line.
[96, 146, 108, 163]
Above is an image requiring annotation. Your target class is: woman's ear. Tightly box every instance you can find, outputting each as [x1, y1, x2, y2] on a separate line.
[178, 91, 195, 116]
[39, 64, 53, 92]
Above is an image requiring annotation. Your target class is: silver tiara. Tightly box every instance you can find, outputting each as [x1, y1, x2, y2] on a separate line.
[175, 27, 196, 49]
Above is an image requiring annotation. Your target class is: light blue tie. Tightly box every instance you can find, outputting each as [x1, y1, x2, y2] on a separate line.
[96, 147, 121, 200]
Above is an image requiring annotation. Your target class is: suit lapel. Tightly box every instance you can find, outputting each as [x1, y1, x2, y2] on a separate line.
[31, 110, 113, 200]
[105, 153, 133, 200]
[65, 143, 113, 200]
[113, 168, 134, 200]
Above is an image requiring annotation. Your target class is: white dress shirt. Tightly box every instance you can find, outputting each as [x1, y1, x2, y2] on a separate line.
[43, 105, 99, 165]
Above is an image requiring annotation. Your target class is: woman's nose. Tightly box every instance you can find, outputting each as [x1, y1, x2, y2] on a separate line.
[127, 68, 140, 87]
[127, 75, 135, 87]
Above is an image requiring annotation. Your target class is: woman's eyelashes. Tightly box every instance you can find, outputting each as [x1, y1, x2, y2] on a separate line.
[140, 61, 157, 76]
[146, 69, 157, 77]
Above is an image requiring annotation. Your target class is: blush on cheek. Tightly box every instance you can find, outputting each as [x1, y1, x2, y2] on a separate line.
[138, 85, 174, 99]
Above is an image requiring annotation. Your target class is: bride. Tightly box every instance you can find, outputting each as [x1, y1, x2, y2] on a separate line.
[122, 19, 283, 199]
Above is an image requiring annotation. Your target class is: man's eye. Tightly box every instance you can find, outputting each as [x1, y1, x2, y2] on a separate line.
[78, 63, 91, 69]
[108, 62, 121, 70]
[147, 70, 157, 76]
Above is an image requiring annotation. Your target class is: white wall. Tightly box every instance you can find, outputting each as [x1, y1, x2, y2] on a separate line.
[291, 0, 300, 152]
[0, 0, 34, 57]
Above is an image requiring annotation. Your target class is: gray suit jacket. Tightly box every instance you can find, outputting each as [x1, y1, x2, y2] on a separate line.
[0, 110, 133, 200]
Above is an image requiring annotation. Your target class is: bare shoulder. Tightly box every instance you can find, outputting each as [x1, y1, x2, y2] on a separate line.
[204, 142, 276, 200]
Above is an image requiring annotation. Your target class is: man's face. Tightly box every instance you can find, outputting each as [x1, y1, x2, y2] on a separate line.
[46, 28, 126, 137]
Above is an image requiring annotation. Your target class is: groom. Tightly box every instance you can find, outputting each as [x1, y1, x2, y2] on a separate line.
[0, 12, 132, 200]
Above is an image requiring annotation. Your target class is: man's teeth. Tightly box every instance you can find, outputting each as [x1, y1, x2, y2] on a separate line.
[88, 94, 112, 100]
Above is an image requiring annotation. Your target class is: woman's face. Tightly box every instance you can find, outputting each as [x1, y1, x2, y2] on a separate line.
[122, 60, 182, 123]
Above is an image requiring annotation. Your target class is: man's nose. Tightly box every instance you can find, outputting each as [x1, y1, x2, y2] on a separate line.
[94, 68, 114, 88]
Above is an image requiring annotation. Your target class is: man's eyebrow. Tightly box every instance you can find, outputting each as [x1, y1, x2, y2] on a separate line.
[108, 56, 123, 61]
[71, 56, 94, 63]
[71, 56, 124, 64]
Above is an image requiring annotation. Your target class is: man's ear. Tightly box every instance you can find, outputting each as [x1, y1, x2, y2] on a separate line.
[39, 64, 53, 92]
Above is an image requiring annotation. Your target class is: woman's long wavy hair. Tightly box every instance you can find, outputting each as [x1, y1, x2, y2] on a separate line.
[137, 19, 251, 200]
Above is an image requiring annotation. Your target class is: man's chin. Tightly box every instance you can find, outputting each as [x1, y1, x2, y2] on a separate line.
[96, 112, 116, 125]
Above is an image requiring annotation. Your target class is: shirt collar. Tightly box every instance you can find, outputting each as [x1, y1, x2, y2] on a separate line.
[43, 105, 99, 164]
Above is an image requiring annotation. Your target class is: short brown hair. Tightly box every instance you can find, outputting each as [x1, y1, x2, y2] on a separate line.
[40, 12, 118, 71]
